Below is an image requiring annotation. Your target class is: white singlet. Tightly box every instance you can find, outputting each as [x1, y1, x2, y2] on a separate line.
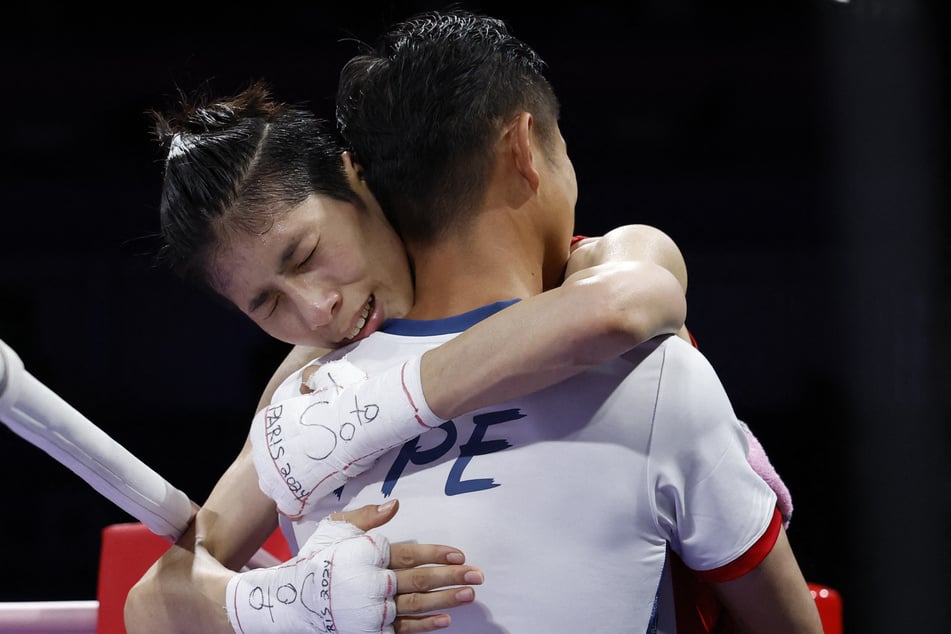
[274, 301, 778, 633]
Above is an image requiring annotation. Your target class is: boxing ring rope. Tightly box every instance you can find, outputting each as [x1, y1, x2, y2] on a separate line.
[0, 338, 281, 632]
[0, 338, 194, 540]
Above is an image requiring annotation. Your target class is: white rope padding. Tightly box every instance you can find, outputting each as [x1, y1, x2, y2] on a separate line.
[0, 338, 193, 540]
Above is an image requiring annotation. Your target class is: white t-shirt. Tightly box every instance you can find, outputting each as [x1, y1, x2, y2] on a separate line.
[274, 301, 778, 633]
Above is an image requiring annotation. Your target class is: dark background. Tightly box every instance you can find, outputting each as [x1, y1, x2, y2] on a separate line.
[0, 1, 947, 632]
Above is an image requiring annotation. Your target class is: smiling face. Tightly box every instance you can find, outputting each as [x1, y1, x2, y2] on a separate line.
[209, 189, 414, 349]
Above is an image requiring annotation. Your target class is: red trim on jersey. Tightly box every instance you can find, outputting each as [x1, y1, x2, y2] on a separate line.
[670, 508, 782, 631]
[694, 507, 783, 584]
[571, 234, 587, 245]
[400, 361, 435, 429]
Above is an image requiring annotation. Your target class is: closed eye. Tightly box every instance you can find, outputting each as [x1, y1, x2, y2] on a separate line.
[265, 296, 279, 318]
[298, 244, 317, 270]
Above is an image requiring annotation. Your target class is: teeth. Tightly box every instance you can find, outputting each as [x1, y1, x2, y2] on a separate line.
[347, 298, 372, 340]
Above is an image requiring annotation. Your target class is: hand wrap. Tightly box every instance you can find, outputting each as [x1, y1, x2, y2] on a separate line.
[226, 518, 396, 633]
[250, 355, 441, 518]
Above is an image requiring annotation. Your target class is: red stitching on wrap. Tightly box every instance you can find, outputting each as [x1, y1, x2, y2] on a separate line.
[400, 360, 435, 429]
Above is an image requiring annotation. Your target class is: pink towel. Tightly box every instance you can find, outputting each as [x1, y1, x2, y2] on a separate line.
[684, 330, 793, 529]
[740, 421, 793, 529]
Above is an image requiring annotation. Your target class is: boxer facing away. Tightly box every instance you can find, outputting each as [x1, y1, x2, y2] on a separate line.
[237, 10, 819, 633]
[124, 25, 801, 634]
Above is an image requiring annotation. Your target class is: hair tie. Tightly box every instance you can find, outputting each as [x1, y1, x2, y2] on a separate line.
[168, 133, 191, 159]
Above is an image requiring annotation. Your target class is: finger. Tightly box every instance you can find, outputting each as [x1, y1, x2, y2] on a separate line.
[390, 541, 467, 569]
[395, 565, 483, 596]
[394, 586, 478, 631]
[329, 499, 400, 531]
[299, 364, 321, 393]
[394, 613, 453, 633]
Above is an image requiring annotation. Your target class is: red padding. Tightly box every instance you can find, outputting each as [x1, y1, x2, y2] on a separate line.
[96, 523, 172, 634]
[808, 582, 844, 634]
[96, 523, 292, 634]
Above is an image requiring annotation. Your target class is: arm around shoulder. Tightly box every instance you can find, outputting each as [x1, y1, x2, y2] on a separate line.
[567, 224, 688, 293]
[420, 257, 686, 418]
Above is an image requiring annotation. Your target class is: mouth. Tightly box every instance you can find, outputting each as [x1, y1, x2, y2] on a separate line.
[344, 295, 375, 343]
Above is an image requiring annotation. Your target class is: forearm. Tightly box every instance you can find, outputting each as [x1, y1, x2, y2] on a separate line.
[196, 444, 281, 569]
[421, 260, 686, 418]
[125, 524, 236, 633]
[261, 228, 686, 511]
[125, 444, 278, 633]
[287, 226, 688, 423]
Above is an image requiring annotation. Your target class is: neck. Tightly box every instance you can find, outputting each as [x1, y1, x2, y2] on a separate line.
[405, 210, 553, 320]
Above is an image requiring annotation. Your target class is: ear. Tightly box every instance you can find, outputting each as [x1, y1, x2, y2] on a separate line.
[510, 112, 541, 192]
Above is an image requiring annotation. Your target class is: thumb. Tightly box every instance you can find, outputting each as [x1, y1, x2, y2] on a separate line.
[330, 499, 399, 532]
[300, 364, 319, 394]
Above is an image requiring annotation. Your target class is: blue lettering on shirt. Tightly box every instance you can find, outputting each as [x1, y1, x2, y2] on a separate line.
[380, 408, 525, 497]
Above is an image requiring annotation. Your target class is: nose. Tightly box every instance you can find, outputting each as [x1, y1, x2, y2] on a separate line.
[286, 281, 341, 330]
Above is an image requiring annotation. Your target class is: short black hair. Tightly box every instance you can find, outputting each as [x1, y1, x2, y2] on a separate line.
[337, 9, 560, 245]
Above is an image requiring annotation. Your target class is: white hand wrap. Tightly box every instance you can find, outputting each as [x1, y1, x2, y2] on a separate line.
[226, 519, 396, 634]
[250, 355, 441, 518]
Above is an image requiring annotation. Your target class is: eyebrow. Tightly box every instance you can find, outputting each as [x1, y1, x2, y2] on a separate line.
[246, 236, 301, 313]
